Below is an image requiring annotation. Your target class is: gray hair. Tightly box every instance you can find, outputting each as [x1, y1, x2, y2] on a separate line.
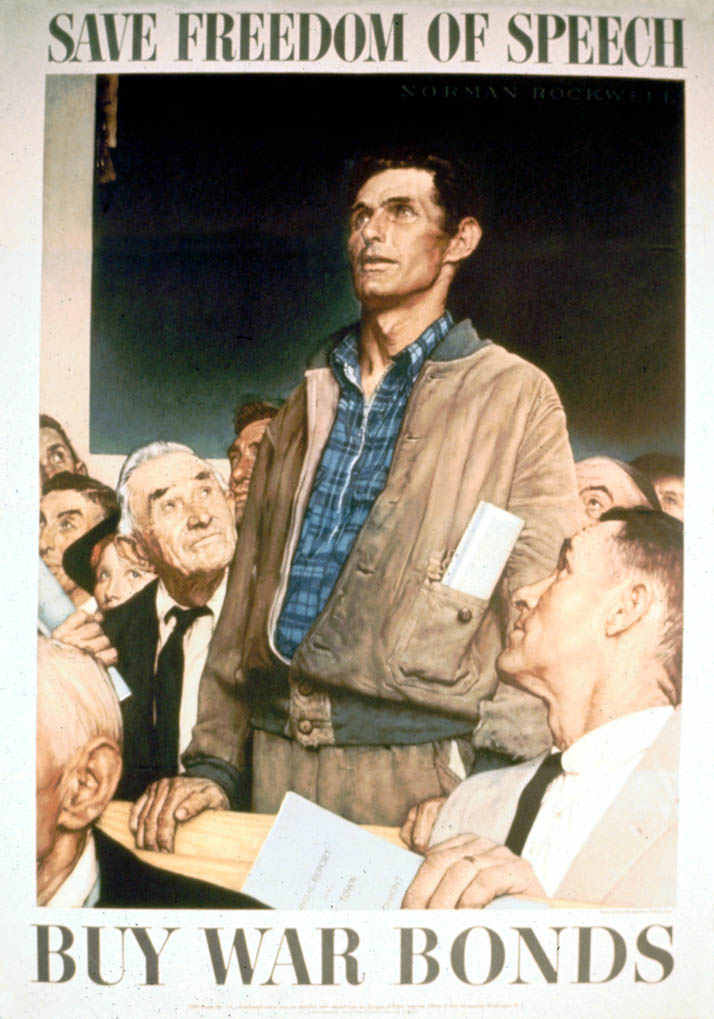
[116, 441, 227, 536]
[37, 636, 123, 772]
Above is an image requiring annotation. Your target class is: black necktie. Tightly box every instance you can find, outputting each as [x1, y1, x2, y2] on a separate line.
[504, 752, 564, 855]
[153, 605, 211, 776]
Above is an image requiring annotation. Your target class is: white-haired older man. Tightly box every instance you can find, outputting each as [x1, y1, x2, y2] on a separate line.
[37, 636, 264, 908]
[37, 636, 123, 906]
[101, 442, 236, 802]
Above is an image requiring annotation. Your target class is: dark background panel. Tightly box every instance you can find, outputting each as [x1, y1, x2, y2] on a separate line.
[91, 73, 683, 460]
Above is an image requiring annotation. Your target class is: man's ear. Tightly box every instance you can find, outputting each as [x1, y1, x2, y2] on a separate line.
[57, 737, 122, 831]
[444, 217, 482, 266]
[75, 460, 88, 477]
[604, 581, 654, 638]
[115, 533, 154, 571]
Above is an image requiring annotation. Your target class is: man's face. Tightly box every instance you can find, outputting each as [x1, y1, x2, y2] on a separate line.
[227, 417, 271, 523]
[94, 541, 155, 612]
[575, 457, 649, 528]
[653, 475, 684, 521]
[498, 523, 624, 697]
[39, 426, 83, 485]
[39, 489, 106, 595]
[128, 452, 236, 579]
[347, 168, 454, 309]
[36, 730, 62, 867]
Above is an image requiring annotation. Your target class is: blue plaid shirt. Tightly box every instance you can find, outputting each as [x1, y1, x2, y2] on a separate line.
[276, 312, 453, 659]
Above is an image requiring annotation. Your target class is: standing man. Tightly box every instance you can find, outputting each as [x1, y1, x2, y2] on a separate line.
[101, 441, 237, 800]
[132, 151, 579, 846]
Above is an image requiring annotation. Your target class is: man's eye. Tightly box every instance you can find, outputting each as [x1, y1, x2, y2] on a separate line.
[60, 518, 77, 531]
[50, 451, 66, 464]
[584, 497, 604, 518]
[390, 203, 415, 219]
[162, 500, 176, 514]
[352, 210, 369, 230]
[201, 486, 212, 497]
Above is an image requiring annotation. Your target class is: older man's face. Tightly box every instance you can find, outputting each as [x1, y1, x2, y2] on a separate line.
[39, 426, 84, 485]
[128, 452, 236, 578]
[498, 522, 623, 695]
[36, 727, 62, 868]
[39, 489, 106, 596]
[348, 167, 454, 309]
[575, 457, 649, 528]
[227, 417, 271, 523]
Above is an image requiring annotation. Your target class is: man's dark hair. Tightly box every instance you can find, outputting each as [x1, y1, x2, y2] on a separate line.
[233, 400, 280, 438]
[39, 413, 81, 464]
[348, 150, 483, 236]
[41, 471, 118, 517]
[599, 507, 683, 702]
[630, 452, 684, 483]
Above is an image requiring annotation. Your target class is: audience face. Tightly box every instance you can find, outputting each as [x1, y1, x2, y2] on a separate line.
[653, 475, 684, 521]
[39, 425, 85, 484]
[498, 522, 623, 696]
[40, 489, 107, 598]
[93, 540, 155, 611]
[227, 417, 271, 523]
[575, 457, 650, 527]
[128, 452, 236, 579]
[35, 733, 63, 870]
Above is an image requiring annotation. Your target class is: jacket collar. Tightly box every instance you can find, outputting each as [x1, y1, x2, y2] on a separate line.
[306, 318, 491, 370]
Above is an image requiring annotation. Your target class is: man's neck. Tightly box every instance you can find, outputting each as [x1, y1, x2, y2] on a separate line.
[37, 829, 86, 906]
[358, 300, 448, 399]
[546, 660, 673, 750]
[159, 568, 225, 608]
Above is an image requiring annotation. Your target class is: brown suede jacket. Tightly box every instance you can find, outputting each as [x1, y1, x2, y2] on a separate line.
[185, 319, 578, 782]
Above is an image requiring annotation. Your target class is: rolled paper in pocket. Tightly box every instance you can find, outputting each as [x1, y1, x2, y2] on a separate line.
[442, 501, 524, 601]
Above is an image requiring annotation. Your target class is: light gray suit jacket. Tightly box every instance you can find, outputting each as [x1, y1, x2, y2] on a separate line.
[430, 710, 680, 907]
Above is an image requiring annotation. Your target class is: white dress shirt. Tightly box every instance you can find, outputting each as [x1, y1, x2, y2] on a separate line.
[522, 706, 674, 896]
[46, 834, 99, 908]
[154, 574, 227, 766]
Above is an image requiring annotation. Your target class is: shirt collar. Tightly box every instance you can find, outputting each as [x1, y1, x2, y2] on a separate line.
[46, 833, 99, 908]
[330, 311, 453, 392]
[561, 706, 674, 777]
[155, 572, 227, 626]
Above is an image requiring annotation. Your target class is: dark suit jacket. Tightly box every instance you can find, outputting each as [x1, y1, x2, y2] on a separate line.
[94, 827, 267, 908]
[103, 579, 164, 801]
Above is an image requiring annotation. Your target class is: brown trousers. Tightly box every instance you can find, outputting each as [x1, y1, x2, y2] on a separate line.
[252, 730, 474, 827]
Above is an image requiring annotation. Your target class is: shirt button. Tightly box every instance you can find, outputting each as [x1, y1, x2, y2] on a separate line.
[298, 682, 313, 697]
[457, 607, 473, 623]
[298, 720, 313, 735]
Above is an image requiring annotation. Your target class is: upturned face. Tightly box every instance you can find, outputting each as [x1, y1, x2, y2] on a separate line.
[93, 540, 155, 611]
[347, 167, 455, 310]
[39, 490, 106, 596]
[128, 452, 236, 579]
[227, 417, 271, 523]
[39, 426, 83, 484]
[575, 457, 650, 528]
[497, 522, 624, 699]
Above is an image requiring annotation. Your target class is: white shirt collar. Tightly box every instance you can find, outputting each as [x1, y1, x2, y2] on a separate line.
[155, 572, 227, 625]
[46, 833, 99, 908]
[561, 706, 674, 776]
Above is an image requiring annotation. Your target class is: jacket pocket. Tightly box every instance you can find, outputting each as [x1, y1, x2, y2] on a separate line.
[387, 576, 489, 709]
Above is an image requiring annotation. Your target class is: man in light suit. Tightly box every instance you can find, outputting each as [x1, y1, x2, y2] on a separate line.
[402, 507, 682, 909]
